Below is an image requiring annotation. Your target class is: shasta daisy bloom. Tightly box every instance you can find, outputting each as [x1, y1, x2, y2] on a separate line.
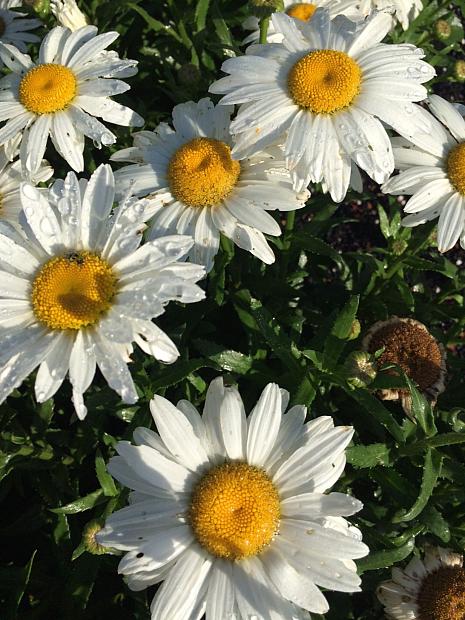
[242, 0, 362, 45]
[97, 377, 368, 619]
[0, 164, 205, 419]
[355, 0, 423, 30]
[50, 0, 88, 30]
[210, 9, 435, 202]
[382, 96, 465, 254]
[377, 546, 465, 619]
[0, 1, 41, 68]
[0, 146, 53, 225]
[0, 25, 143, 175]
[112, 98, 309, 273]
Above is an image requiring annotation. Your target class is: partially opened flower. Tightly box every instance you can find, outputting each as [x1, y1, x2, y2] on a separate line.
[0, 1, 41, 68]
[382, 96, 465, 253]
[0, 164, 205, 419]
[362, 317, 446, 413]
[51, 0, 88, 30]
[0, 25, 143, 174]
[112, 98, 309, 273]
[97, 377, 367, 618]
[210, 9, 435, 202]
[377, 546, 465, 619]
[355, 0, 423, 30]
[0, 146, 52, 225]
[242, 0, 362, 45]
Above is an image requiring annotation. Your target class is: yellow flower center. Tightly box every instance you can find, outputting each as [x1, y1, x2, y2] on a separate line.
[447, 142, 465, 196]
[31, 252, 117, 331]
[19, 64, 77, 114]
[288, 49, 362, 114]
[417, 566, 465, 620]
[286, 2, 317, 21]
[168, 137, 241, 208]
[189, 462, 280, 560]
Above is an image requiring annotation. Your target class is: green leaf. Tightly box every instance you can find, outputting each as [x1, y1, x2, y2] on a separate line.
[323, 295, 359, 367]
[357, 537, 415, 573]
[404, 375, 437, 437]
[345, 388, 405, 443]
[347, 443, 392, 469]
[193, 339, 252, 374]
[377, 205, 391, 239]
[422, 506, 451, 542]
[151, 358, 215, 392]
[399, 432, 465, 455]
[195, 0, 210, 30]
[95, 451, 118, 497]
[393, 449, 443, 522]
[51, 490, 106, 514]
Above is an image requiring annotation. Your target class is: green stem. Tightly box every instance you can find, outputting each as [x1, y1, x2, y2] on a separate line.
[284, 210, 296, 248]
[259, 16, 270, 44]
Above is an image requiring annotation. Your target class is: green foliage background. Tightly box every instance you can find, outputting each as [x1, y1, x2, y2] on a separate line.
[1, 0, 465, 618]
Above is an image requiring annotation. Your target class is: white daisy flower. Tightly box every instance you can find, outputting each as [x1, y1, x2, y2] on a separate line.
[382, 96, 465, 254]
[0, 146, 53, 225]
[243, 0, 362, 46]
[377, 545, 464, 619]
[0, 1, 41, 68]
[0, 164, 205, 419]
[355, 0, 423, 30]
[0, 25, 143, 174]
[51, 0, 88, 31]
[112, 97, 309, 273]
[210, 9, 435, 202]
[97, 377, 368, 619]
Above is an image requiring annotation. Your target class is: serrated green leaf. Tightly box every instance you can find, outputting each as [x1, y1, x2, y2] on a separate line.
[422, 506, 451, 542]
[95, 451, 118, 497]
[347, 443, 392, 469]
[195, 0, 210, 30]
[345, 388, 405, 443]
[404, 375, 437, 437]
[51, 490, 105, 515]
[393, 449, 442, 522]
[323, 295, 359, 367]
[357, 538, 415, 573]
[377, 205, 391, 239]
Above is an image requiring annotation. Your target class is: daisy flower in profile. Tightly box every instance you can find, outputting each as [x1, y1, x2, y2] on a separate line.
[0, 1, 41, 68]
[377, 545, 465, 619]
[0, 25, 143, 174]
[50, 0, 88, 30]
[382, 96, 465, 254]
[242, 0, 362, 45]
[0, 146, 53, 225]
[210, 9, 435, 202]
[355, 0, 423, 30]
[0, 164, 205, 419]
[97, 377, 368, 619]
[112, 98, 309, 273]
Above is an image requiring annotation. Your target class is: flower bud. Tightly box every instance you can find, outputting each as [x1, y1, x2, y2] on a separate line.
[344, 351, 377, 389]
[454, 60, 465, 82]
[83, 519, 109, 555]
[249, 0, 284, 18]
[434, 19, 451, 41]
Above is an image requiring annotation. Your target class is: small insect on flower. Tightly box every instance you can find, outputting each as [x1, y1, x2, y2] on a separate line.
[97, 377, 368, 619]
[0, 164, 206, 419]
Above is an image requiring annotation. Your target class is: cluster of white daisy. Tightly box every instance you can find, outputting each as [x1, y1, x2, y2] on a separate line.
[0, 0, 464, 618]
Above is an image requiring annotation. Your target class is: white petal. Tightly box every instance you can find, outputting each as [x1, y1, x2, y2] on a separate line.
[50, 111, 84, 172]
[246, 383, 282, 466]
[116, 441, 193, 493]
[150, 545, 212, 619]
[80, 163, 115, 249]
[429, 94, 465, 142]
[220, 386, 247, 460]
[35, 331, 73, 402]
[24, 114, 51, 174]
[437, 192, 465, 253]
[206, 560, 235, 620]
[149, 395, 210, 472]
[281, 492, 363, 520]
[202, 377, 226, 462]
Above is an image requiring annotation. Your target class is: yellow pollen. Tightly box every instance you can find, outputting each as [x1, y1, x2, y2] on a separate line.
[189, 462, 280, 560]
[168, 137, 241, 208]
[19, 64, 77, 114]
[286, 3, 317, 21]
[288, 49, 362, 114]
[31, 252, 117, 331]
[447, 142, 465, 196]
[417, 566, 465, 620]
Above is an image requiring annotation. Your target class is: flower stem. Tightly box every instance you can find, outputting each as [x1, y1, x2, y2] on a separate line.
[259, 16, 270, 44]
